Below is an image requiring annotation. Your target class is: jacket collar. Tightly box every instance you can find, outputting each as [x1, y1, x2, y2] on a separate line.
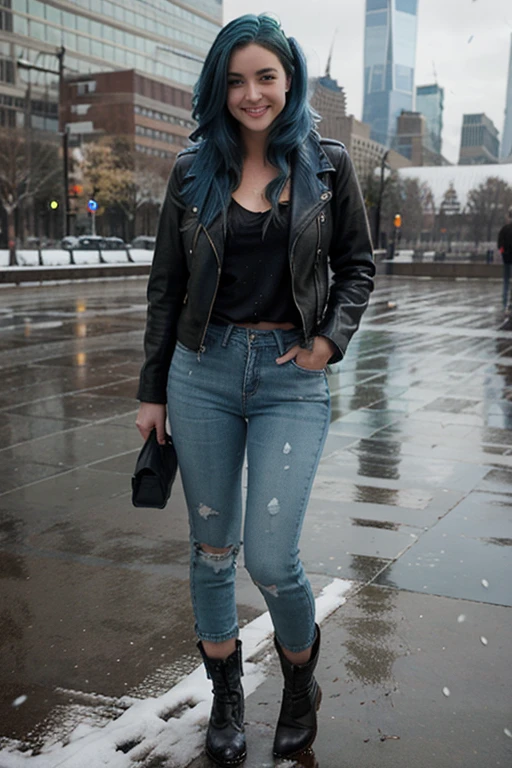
[289, 135, 335, 242]
[183, 134, 335, 259]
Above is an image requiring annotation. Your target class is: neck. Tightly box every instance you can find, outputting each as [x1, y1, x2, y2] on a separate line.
[240, 129, 268, 163]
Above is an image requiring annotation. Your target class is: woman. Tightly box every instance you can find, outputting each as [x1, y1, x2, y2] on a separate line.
[136, 14, 374, 767]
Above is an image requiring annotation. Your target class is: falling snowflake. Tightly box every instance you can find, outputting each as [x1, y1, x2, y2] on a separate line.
[283, 442, 292, 455]
[12, 695, 27, 707]
[457, 614, 466, 623]
[480, 637, 488, 646]
[442, 687, 451, 697]
[481, 579, 489, 588]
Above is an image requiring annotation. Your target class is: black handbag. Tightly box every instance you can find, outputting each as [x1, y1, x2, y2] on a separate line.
[132, 429, 178, 509]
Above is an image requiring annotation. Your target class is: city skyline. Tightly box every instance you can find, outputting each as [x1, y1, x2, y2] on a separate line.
[224, 0, 512, 165]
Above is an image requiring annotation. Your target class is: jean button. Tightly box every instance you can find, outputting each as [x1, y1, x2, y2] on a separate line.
[249, 333, 256, 341]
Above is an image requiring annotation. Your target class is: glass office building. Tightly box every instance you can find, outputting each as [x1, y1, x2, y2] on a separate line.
[363, 0, 418, 147]
[0, 0, 222, 131]
[501, 34, 512, 160]
[416, 84, 444, 155]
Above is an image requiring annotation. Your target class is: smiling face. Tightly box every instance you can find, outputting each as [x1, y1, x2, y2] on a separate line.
[226, 43, 291, 140]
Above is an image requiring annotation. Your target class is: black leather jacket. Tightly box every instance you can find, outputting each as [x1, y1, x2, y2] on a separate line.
[138, 135, 375, 404]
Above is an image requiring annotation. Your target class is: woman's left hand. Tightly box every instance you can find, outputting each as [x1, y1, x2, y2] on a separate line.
[276, 335, 336, 370]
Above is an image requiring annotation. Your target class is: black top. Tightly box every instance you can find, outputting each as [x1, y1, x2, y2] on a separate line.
[498, 221, 512, 263]
[211, 199, 302, 326]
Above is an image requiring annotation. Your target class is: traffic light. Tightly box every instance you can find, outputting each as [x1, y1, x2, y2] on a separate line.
[394, 214, 402, 228]
[49, 199, 59, 211]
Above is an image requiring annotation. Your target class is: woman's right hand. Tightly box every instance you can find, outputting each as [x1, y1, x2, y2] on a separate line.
[136, 402, 167, 444]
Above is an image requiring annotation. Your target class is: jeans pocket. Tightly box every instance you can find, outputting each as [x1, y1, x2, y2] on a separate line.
[289, 360, 326, 375]
[175, 340, 194, 353]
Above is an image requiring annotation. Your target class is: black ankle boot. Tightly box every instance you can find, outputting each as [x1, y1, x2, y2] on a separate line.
[198, 640, 247, 767]
[273, 625, 322, 758]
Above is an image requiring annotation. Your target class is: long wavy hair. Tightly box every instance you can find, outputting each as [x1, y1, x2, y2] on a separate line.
[181, 14, 319, 227]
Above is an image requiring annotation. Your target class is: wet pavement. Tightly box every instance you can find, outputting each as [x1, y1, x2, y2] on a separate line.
[0, 276, 511, 767]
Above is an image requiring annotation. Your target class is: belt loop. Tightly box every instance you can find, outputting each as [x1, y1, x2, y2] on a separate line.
[221, 324, 235, 347]
[272, 329, 286, 356]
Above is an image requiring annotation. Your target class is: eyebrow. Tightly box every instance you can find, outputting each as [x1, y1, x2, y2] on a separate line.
[227, 67, 279, 77]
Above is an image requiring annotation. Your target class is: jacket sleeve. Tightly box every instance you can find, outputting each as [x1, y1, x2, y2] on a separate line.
[498, 225, 505, 252]
[317, 145, 375, 363]
[137, 161, 189, 404]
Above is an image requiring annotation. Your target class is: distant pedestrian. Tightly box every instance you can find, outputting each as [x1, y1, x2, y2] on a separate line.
[497, 207, 512, 311]
[136, 13, 374, 766]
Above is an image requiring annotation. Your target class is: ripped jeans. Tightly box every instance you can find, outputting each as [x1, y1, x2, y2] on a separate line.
[167, 323, 331, 653]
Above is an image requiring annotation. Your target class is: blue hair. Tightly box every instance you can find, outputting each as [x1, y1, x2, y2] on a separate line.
[181, 14, 319, 227]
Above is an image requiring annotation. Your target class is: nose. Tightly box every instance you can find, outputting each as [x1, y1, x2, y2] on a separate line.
[245, 80, 262, 102]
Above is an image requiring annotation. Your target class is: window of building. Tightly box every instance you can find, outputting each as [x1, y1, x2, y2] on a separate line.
[45, 5, 60, 24]
[102, 0, 113, 17]
[29, 19, 44, 39]
[370, 64, 385, 92]
[367, 0, 387, 10]
[64, 31, 77, 51]
[13, 13, 28, 34]
[27, 0, 44, 18]
[62, 11, 76, 29]
[366, 10, 387, 27]
[45, 23, 60, 45]
[0, 57, 14, 83]
[91, 40, 103, 58]
[76, 16, 90, 34]
[77, 79, 96, 95]
[395, 0, 417, 13]
[0, 8, 13, 31]
[395, 64, 413, 92]
[77, 35, 91, 55]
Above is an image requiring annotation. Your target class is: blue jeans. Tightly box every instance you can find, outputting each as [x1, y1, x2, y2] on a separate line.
[167, 324, 331, 653]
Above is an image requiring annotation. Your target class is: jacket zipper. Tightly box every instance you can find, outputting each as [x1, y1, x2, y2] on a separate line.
[314, 214, 323, 325]
[197, 226, 222, 359]
[289, 197, 330, 343]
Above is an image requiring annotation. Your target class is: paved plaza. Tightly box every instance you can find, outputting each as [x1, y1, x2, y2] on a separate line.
[0, 275, 510, 767]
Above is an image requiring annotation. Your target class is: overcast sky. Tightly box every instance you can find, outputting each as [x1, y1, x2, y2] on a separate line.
[223, 0, 512, 164]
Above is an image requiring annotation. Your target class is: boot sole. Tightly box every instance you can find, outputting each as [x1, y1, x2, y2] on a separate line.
[272, 686, 323, 759]
[206, 746, 247, 767]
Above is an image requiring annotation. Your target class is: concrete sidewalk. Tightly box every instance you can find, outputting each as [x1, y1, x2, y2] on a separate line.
[0, 276, 511, 767]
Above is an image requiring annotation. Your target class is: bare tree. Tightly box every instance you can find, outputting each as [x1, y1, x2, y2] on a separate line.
[466, 176, 512, 244]
[0, 129, 61, 264]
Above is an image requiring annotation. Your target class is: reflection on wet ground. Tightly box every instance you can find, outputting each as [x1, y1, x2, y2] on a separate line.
[0, 277, 511, 765]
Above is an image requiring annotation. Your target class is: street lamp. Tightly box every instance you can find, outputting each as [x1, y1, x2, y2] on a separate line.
[17, 47, 71, 238]
[375, 149, 390, 250]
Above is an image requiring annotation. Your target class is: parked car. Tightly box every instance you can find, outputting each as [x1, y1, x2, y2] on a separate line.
[103, 237, 127, 250]
[60, 235, 127, 251]
[60, 236, 79, 250]
[130, 235, 156, 250]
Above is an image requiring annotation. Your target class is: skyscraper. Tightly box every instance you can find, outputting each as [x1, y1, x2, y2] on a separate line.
[363, 0, 419, 148]
[416, 84, 444, 155]
[501, 34, 512, 161]
[459, 113, 500, 165]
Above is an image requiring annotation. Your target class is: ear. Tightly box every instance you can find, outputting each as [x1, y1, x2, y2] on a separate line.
[285, 75, 292, 92]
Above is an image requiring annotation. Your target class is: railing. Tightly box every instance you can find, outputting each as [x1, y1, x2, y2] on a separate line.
[0, 248, 154, 268]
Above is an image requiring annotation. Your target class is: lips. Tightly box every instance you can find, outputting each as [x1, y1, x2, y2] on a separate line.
[242, 106, 269, 117]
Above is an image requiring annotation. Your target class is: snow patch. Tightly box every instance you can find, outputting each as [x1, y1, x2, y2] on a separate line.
[0, 578, 353, 768]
